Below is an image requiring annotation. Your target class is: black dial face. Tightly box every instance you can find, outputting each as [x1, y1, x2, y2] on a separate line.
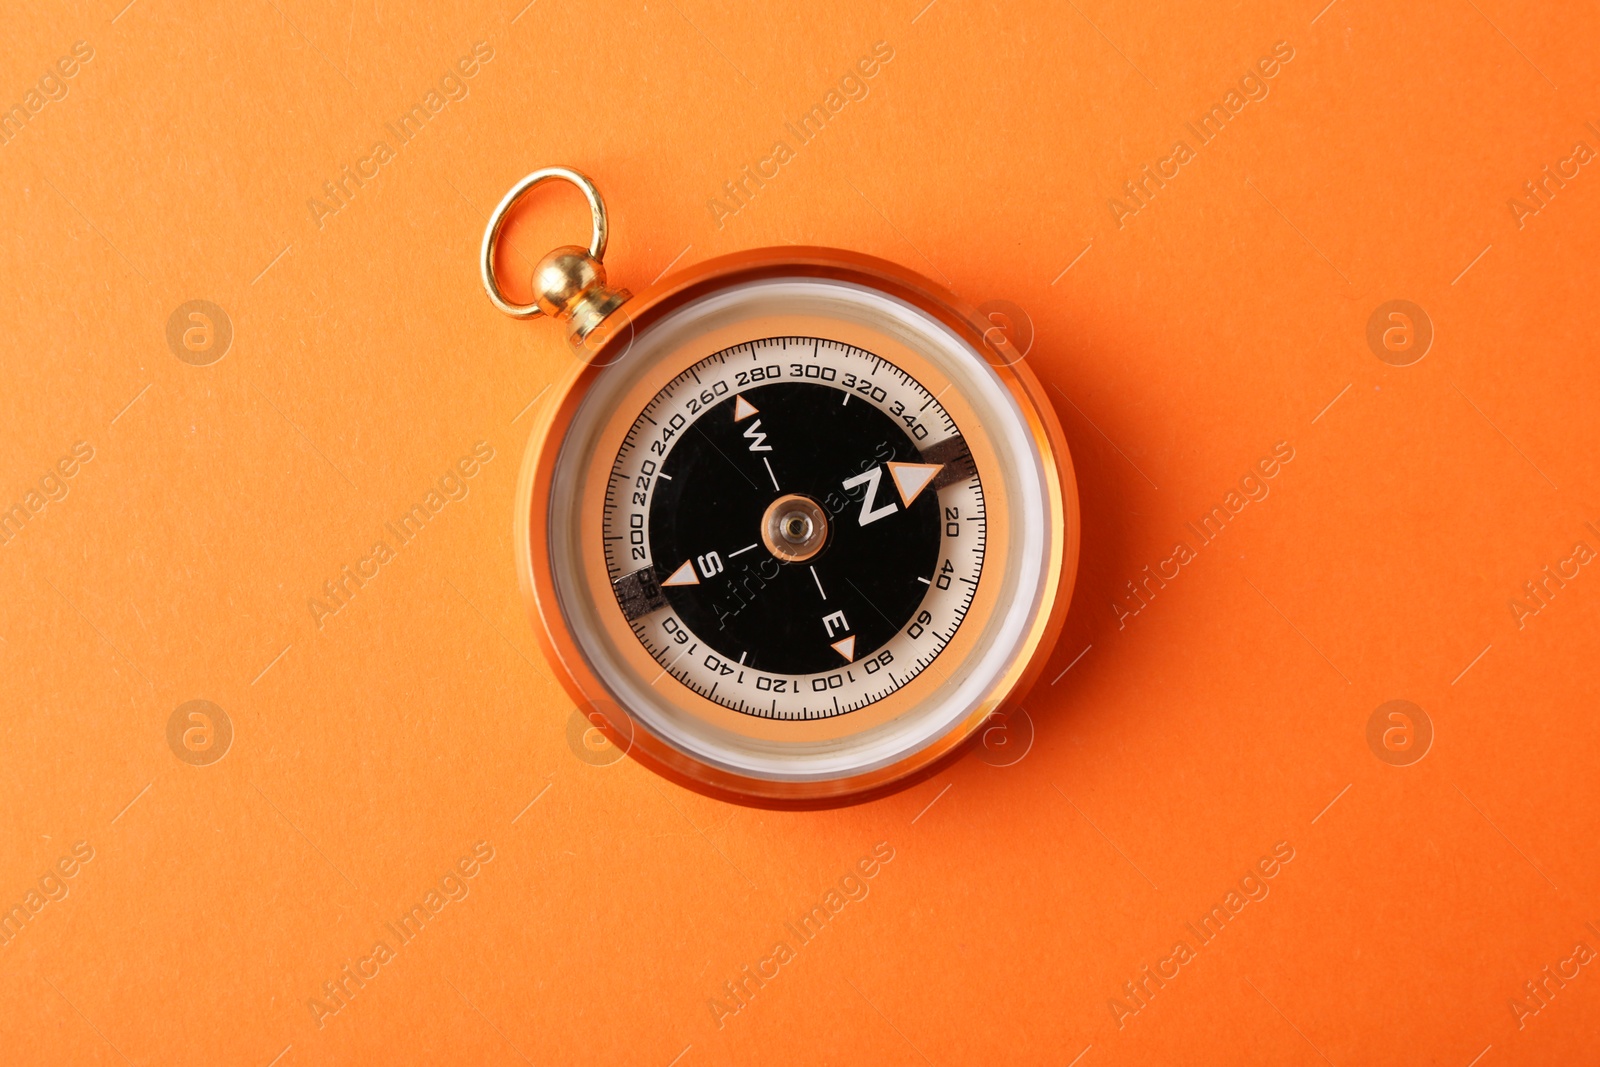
[648, 381, 940, 675]
[603, 336, 987, 720]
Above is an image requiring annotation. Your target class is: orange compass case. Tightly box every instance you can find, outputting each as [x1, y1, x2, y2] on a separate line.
[514, 247, 1079, 807]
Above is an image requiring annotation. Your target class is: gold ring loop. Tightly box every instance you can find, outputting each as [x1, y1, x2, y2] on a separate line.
[480, 167, 609, 318]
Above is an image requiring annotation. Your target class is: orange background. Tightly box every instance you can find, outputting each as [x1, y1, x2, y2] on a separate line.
[4, 0, 1599, 1064]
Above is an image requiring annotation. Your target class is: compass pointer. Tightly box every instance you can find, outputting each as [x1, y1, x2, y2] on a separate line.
[886, 461, 943, 507]
[662, 559, 699, 586]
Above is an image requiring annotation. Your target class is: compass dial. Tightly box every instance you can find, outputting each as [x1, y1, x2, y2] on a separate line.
[603, 340, 985, 719]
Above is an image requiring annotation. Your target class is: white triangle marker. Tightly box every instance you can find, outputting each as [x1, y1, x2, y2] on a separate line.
[886, 462, 943, 507]
[830, 635, 856, 662]
[662, 560, 699, 586]
[733, 395, 759, 421]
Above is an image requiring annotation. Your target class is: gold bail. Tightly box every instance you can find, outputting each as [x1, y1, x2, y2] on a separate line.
[480, 166, 630, 344]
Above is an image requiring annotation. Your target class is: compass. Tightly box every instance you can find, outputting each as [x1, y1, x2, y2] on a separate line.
[483, 168, 1079, 805]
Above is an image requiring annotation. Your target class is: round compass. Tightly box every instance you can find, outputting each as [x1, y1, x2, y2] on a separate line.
[486, 169, 1079, 805]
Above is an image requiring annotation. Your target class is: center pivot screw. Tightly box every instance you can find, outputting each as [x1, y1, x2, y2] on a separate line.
[761, 494, 829, 563]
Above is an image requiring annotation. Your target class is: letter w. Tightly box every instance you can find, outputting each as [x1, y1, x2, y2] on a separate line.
[743, 419, 772, 452]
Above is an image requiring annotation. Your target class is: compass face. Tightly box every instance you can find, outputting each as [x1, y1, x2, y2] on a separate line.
[603, 341, 985, 718]
[527, 270, 1075, 800]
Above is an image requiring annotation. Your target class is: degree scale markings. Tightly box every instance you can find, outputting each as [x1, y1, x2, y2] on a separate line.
[600, 336, 986, 720]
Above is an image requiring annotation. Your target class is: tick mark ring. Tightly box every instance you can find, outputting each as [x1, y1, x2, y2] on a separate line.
[762, 494, 829, 563]
[480, 166, 609, 318]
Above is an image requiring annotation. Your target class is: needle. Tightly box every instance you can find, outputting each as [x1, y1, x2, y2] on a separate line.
[810, 567, 827, 600]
